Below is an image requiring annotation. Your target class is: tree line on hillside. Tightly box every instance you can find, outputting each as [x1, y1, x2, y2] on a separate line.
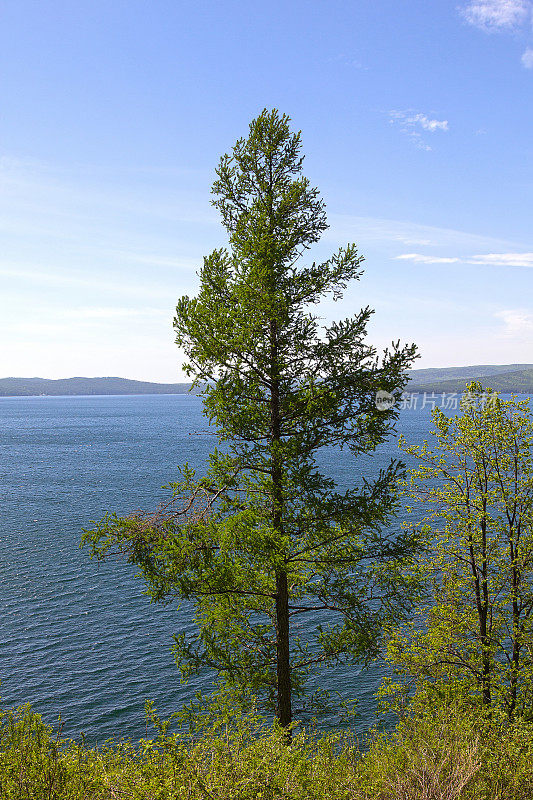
[0, 377, 197, 396]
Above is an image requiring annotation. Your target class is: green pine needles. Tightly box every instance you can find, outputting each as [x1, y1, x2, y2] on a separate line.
[83, 109, 418, 729]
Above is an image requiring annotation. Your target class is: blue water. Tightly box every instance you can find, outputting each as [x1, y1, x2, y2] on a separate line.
[0, 394, 444, 743]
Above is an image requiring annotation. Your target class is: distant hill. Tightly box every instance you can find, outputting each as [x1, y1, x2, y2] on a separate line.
[407, 365, 533, 394]
[2, 365, 533, 397]
[0, 377, 197, 397]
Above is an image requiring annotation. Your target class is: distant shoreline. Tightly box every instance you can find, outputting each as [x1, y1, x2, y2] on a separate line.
[0, 392, 198, 399]
[0, 377, 198, 397]
[2, 366, 533, 397]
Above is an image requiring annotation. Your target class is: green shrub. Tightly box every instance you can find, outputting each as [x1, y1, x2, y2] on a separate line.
[2, 701, 533, 799]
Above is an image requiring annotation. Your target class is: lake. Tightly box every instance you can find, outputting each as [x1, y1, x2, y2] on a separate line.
[0, 392, 473, 743]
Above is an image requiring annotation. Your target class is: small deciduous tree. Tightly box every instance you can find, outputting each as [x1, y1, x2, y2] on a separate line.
[384, 383, 533, 718]
[83, 109, 418, 730]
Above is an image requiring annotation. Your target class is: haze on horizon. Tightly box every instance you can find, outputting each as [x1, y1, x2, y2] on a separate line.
[2, 0, 532, 383]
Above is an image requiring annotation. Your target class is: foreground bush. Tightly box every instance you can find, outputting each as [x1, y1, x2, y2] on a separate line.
[0, 705, 359, 799]
[2, 702, 533, 798]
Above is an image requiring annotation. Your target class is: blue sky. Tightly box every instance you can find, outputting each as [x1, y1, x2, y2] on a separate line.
[2, 0, 533, 381]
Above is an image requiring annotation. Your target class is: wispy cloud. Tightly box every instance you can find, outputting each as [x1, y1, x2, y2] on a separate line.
[0, 264, 176, 299]
[460, 0, 531, 31]
[459, 1, 533, 67]
[394, 237, 433, 246]
[495, 308, 533, 335]
[329, 53, 368, 69]
[326, 213, 517, 251]
[389, 111, 449, 150]
[70, 306, 169, 320]
[394, 253, 460, 264]
[521, 47, 533, 66]
[468, 252, 533, 266]
[412, 115, 449, 132]
[393, 251, 533, 268]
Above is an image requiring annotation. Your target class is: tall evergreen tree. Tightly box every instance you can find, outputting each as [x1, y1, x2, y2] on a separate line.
[84, 109, 418, 729]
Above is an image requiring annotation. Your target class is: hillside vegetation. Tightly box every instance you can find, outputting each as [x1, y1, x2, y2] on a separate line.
[0, 377, 195, 397]
[3, 365, 533, 397]
[407, 363, 533, 386]
[409, 367, 533, 394]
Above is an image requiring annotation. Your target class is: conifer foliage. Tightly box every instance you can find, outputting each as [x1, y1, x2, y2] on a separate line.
[84, 110, 418, 728]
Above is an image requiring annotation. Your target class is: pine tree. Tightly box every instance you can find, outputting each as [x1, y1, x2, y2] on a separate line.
[84, 109, 418, 729]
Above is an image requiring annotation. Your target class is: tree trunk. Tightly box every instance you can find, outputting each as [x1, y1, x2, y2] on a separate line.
[480, 622, 492, 707]
[269, 317, 292, 732]
[508, 535, 521, 718]
[469, 506, 492, 708]
[275, 569, 292, 730]
[480, 513, 492, 708]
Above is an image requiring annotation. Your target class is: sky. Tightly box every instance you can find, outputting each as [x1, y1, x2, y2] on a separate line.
[1, 0, 533, 382]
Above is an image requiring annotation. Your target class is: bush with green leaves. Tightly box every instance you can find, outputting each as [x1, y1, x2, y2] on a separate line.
[382, 384, 533, 718]
[3, 699, 533, 799]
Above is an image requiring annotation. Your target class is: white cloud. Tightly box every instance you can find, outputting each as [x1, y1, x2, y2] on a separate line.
[460, 0, 531, 32]
[393, 252, 533, 267]
[460, 2, 533, 68]
[70, 306, 169, 320]
[329, 54, 367, 69]
[522, 47, 533, 67]
[394, 253, 461, 264]
[413, 114, 449, 132]
[394, 253, 533, 267]
[389, 111, 449, 149]
[326, 213, 516, 250]
[496, 308, 533, 336]
[389, 111, 449, 131]
[468, 252, 533, 267]
[394, 237, 433, 246]
[0, 264, 172, 298]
